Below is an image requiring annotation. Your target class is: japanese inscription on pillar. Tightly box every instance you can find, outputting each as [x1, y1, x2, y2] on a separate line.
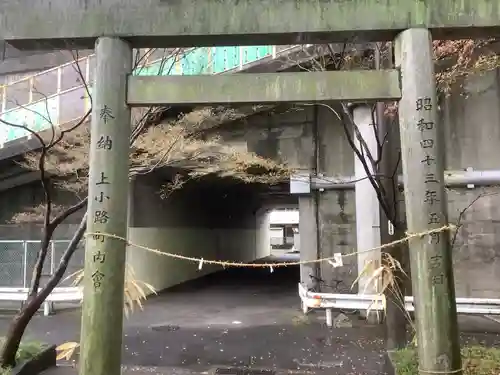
[90, 105, 115, 290]
[416, 96, 444, 286]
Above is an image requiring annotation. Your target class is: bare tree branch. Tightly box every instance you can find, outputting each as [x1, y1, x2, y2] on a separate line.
[449, 190, 499, 249]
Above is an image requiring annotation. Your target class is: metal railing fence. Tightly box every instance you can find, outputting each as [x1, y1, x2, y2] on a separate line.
[0, 45, 297, 146]
[0, 240, 85, 288]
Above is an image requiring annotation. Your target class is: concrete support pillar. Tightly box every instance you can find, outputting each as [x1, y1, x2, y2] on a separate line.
[395, 28, 461, 374]
[255, 207, 272, 260]
[298, 195, 319, 290]
[352, 105, 381, 297]
[79, 37, 132, 375]
[299, 103, 357, 293]
[299, 105, 320, 290]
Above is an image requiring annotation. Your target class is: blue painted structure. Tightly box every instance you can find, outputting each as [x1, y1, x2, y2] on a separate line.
[0, 46, 275, 146]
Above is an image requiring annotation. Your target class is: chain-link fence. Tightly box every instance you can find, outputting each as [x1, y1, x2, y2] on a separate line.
[0, 240, 85, 288]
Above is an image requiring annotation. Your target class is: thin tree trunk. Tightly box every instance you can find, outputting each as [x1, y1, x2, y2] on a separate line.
[377, 115, 409, 349]
[377, 101, 409, 349]
[0, 308, 35, 367]
[383, 227, 409, 349]
[375, 43, 409, 350]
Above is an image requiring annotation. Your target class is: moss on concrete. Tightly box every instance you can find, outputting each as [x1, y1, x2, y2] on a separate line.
[3, 0, 500, 49]
[0, 338, 45, 374]
[127, 70, 401, 106]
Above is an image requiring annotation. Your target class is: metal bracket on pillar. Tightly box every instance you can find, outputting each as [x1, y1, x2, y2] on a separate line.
[345, 101, 370, 113]
[291, 173, 362, 193]
[466, 167, 475, 189]
[290, 173, 354, 194]
[317, 174, 325, 192]
[290, 173, 311, 194]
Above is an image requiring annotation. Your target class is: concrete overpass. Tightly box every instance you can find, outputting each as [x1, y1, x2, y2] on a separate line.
[0, 44, 321, 294]
[0, 41, 388, 296]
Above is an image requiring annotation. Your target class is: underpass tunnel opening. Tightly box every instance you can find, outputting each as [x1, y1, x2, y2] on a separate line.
[127, 170, 300, 300]
[268, 208, 299, 258]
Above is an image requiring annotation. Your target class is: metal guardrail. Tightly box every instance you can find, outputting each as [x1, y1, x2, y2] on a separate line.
[0, 45, 280, 146]
[298, 283, 500, 327]
[0, 239, 83, 316]
[0, 287, 82, 316]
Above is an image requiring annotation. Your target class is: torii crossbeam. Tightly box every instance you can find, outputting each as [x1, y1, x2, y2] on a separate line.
[0, 0, 499, 49]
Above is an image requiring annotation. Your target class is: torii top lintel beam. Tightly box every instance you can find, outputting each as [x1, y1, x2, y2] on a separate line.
[2, 0, 500, 50]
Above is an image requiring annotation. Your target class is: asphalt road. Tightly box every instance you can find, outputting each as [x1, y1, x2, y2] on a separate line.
[0, 267, 497, 375]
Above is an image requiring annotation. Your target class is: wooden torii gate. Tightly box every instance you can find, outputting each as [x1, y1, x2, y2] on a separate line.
[2, 1, 499, 374]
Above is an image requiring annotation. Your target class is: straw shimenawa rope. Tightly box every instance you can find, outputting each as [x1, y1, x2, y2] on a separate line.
[86, 224, 455, 269]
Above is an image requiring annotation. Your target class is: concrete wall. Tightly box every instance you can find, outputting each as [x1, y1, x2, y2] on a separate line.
[126, 174, 271, 293]
[0, 171, 272, 290]
[441, 69, 500, 298]
[213, 104, 358, 291]
[213, 68, 500, 298]
[0, 181, 84, 240]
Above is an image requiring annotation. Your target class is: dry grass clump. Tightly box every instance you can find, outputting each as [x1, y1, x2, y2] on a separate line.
[55, 264, 157, 362]
[65, 263, 156, 318]
[352, 251, 412, 326]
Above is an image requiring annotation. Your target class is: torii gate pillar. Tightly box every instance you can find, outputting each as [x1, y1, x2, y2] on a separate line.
[79, 37, 132, 375]
[395, 28, 461, 375]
